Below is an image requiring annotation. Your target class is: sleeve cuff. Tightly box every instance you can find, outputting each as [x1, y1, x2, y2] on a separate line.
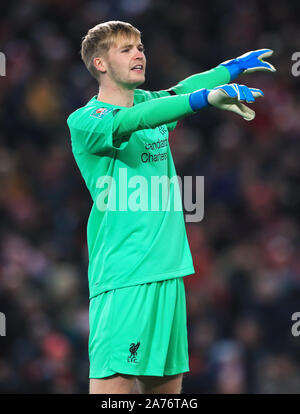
[219, 61, 242, 81]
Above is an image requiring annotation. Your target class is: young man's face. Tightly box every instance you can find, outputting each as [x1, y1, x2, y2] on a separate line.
[99, 35, 146, 89]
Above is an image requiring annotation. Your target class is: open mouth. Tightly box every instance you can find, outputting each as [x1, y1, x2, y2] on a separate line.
[131, 65, 144, 72]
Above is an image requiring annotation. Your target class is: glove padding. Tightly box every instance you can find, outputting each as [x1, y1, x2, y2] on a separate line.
[220, 49, 276, 79]
[207, 83, 264, 121]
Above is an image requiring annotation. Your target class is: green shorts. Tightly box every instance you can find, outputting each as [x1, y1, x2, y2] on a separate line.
[89, 277, 189, 378]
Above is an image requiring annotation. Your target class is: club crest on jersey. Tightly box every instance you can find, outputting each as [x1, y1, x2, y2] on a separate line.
[90, 107, 111, 119]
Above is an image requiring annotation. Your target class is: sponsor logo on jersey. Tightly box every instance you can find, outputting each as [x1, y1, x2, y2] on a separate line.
[158, 125, 167, 136]
[90, 107, 112, 119]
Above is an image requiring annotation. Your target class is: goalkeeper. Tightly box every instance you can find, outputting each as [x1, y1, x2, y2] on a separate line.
[67, 20, 275, 394]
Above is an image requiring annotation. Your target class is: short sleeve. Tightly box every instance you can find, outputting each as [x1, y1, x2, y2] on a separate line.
[67, 105, 129, 155]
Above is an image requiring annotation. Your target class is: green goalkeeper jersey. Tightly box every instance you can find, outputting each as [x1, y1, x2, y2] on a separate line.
[67, 66, 230, 299]
[67, 90, 195, 298]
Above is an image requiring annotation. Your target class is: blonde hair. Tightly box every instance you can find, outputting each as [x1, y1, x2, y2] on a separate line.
[81, 21, 141, 81]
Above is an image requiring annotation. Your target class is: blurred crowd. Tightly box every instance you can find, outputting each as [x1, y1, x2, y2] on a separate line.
[0, 0, 300, 394]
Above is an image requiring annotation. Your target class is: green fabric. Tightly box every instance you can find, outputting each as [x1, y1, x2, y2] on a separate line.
[112, 90, 194, 139]
[89, 277, 189, 378]
[67, 89, 195, 299]
[69, 92, 193, 155]
[133, 65, 230, 131]
[168, 65, 231, 95]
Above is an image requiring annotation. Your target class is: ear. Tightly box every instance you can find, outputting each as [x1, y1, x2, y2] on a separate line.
[93, 57, 107, 74]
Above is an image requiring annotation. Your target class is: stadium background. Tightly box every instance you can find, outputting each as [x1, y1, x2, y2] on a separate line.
[0, 0, 300, 394]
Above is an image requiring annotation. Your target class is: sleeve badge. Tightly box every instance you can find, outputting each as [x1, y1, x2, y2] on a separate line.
[90, 107, 112, 119]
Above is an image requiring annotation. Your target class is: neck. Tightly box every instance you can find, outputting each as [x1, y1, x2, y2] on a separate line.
[97, 83, 135, 107]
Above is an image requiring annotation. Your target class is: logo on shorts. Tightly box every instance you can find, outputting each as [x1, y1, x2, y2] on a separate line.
[127, 341, 140, 363]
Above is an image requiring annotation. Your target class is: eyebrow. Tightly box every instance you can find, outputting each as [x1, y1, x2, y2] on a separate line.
[119, 43, 144, 50]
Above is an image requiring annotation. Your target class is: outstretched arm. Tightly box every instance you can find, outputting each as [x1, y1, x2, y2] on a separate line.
[145, 65, 231, 100]
[148, 49, 275, 98]
[68, 84, 264, 155]
[113, 83, 264, 139]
